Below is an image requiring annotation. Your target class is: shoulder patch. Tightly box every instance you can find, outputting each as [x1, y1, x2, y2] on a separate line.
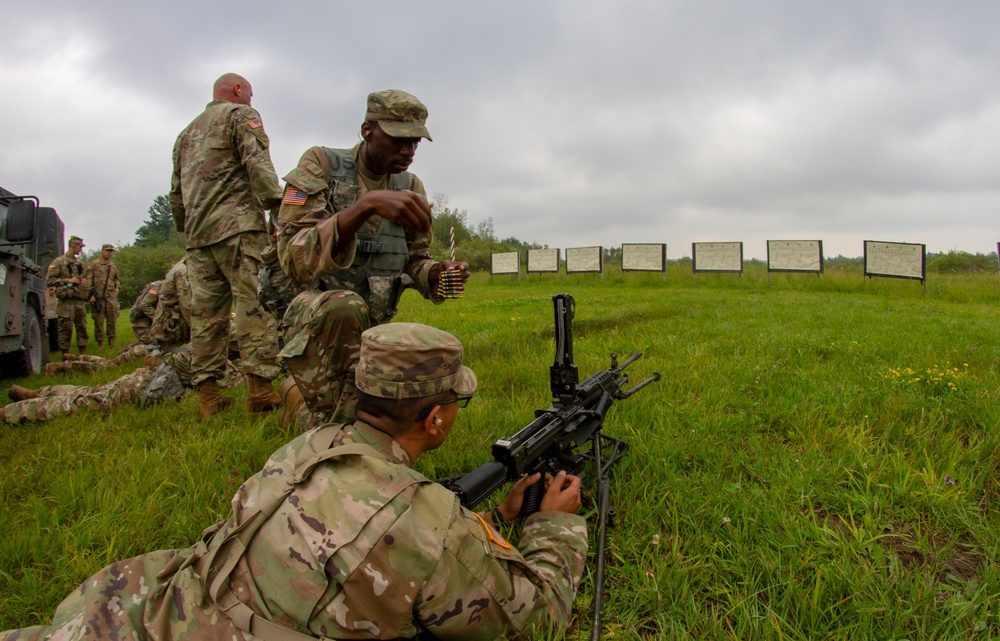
[247, 118, 263, 129]
[282, 188, 307, 206]
[473, 512, 512, 550]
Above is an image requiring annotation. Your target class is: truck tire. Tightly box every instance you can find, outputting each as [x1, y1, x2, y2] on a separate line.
[11, 312, 44, 376]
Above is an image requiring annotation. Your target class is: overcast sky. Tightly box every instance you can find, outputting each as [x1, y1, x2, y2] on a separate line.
[3, 1, 999, 260]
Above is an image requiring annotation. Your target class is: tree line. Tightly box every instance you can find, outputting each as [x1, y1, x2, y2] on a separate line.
[83, 194, 1000, 306]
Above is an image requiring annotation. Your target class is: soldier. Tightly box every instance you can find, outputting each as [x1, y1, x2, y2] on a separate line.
[2, 346, 242, 424]
[170, 72, 283, 419]
[151, 255, 191, 352]
[0, 323, 586, 640]
[43, 342, 152, 376]
[271, 90, 470, 428]
[129, 279, 162, 343]
[85, 243, 121, 348]
[45, 235, 90, 357]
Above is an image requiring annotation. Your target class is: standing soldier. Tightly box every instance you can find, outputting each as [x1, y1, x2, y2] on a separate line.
[170, 72, 283, 419]
[46, 235, 90, 357]
[86, 243, 121, 348]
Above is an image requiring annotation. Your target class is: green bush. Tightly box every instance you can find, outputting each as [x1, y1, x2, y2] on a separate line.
[927, 250, 998, 273]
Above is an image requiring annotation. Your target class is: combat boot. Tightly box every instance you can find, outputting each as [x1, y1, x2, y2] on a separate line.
[45, 362, 66, 376]
[143, 355, 163, 368]
[277, 378, 306, 429]
[78, 347, 87, 355]
[62, 353, 80, 361]
[246, 375, 281, 414]
[8, 385, 39, 401]
[198, 379, 233, 419]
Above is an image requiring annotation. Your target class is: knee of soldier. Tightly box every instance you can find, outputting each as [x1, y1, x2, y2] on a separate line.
[284, 290, 369, 332]
[314, 291, 369, 329]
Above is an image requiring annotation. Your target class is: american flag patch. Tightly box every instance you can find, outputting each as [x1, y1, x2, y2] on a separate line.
[282, 188, 307, 205]
[247, 118, 263, 129]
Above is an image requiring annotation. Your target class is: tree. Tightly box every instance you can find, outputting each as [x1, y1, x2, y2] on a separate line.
[134, 195, 177, 247]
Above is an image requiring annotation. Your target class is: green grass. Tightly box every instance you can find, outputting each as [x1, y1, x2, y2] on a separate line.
[3, 264, 1000, 639]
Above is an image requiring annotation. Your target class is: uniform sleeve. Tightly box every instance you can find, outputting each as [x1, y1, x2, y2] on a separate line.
[400, 174, 439, 300]
[416, 504, 588, 641]
[276, 147, 355, 283]
[140, 288, 159, 319]
[234, 107, 283, 212]
[46, 258, 72, 298]
[169, 135, 186, 232]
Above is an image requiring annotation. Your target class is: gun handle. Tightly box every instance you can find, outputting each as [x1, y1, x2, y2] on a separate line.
[520, 476, 546, 517]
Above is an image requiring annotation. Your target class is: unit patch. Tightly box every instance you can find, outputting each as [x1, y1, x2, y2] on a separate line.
[473, 512, 512, 550]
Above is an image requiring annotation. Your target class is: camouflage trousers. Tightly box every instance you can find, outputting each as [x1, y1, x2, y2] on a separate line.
[187, 232, 281, 386]
[56, 299, 89, 351]
[279, 289, 373, 429]
[45, 343, 150, 375]
[91, 297, 120, 345]
[1, 367, 156, 424]
[0, 548, 250, 641]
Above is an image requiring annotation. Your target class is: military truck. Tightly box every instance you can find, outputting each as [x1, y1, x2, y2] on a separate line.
[0, 186, 64, 377]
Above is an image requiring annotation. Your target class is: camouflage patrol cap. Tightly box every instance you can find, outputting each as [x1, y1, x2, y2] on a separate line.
[356, 323, 476, 400]
[366, 90, 432, 141]
[68, 236, 84, 247]
[101, 244, 114, 251]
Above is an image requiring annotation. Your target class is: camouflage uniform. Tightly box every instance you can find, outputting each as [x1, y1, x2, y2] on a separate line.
[0, 323, 587, 641]
[2, 348, 241, 424]
[170, 97, 283, 387]
[275, 91, 445, 427]
[85, 245, 121, 346]
[151, 257, 192, 352]
[129, 280, 162, 343]
[44, 342, 151, 376]
[46, 244, 90, 352]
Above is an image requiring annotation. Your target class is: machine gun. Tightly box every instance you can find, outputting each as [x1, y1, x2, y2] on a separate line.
[442, 294, 659, 640]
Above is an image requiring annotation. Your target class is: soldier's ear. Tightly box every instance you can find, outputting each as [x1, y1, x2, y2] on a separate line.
[423, 405, 442, 435]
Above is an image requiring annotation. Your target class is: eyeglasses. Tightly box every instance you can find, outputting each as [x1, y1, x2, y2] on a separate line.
[415, 395, 473, 422]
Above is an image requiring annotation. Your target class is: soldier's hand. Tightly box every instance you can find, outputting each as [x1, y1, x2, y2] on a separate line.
[496, 472, 543, 522]
[359, 190, 432, 232]
[433, 261, 470, 282]
[539, 471, 583, 514]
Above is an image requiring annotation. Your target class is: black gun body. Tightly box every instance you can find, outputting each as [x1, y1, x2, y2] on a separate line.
[441, 294, 658, 641]
[449, 366, 625, 510]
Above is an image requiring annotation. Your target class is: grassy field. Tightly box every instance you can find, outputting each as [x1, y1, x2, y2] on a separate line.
[2, 264, 1000, 639]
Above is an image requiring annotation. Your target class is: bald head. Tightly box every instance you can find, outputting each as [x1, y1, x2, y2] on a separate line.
[213, 73, 253, 106]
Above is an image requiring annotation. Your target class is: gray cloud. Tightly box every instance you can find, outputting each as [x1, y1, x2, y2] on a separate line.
[3, 1, 999, 259]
